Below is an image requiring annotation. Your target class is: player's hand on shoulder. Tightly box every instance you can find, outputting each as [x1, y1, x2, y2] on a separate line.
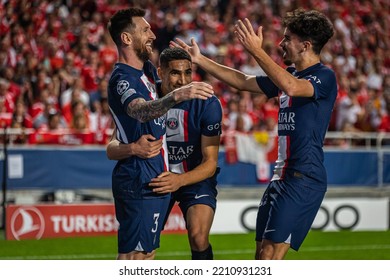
[172, 81, 214, 102]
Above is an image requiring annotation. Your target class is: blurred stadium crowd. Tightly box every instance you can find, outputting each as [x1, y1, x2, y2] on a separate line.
[0, 0, 389, 146]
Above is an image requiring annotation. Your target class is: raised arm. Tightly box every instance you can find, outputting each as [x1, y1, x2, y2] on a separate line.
[172, 38, 263, 94]
[234, 18, 314, 97]
[127, 81, 214, 122]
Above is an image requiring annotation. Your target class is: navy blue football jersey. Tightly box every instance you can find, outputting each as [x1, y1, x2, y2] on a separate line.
[256, 63, 337, 188]
[108, 61, 169, 198]
[166, 95, 222, 174]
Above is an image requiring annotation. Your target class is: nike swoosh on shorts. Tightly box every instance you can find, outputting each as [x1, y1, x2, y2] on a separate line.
[194, 194, 210, 199]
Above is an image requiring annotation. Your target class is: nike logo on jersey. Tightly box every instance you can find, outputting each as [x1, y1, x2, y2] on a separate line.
[280, 95, 289, 108]
[264, 229, 276, 234]
[166, 132, 180, 138]
[195, 194, 210, 199]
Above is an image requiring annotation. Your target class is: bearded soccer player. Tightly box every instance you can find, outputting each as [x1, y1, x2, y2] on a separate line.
[107, 47, 222, 260]
[107, 8, 213, 260]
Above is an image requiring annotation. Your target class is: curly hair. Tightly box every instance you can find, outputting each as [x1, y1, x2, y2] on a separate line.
[283, 8, 334, 55]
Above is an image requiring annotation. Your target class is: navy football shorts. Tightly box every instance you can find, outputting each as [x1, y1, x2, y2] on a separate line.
[255, 178, 325, 251]
[114, 195, 170, 254]
[162, 173, 218, 228]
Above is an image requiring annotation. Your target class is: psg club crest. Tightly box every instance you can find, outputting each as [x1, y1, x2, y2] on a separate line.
[167, 117, 178, 130]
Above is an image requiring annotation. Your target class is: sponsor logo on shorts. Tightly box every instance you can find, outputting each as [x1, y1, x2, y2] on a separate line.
[194, 194, 210, 199]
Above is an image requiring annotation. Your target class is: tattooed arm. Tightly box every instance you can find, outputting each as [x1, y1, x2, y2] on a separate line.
[127, 92, 176, 123]
[127, 81, 213, 122]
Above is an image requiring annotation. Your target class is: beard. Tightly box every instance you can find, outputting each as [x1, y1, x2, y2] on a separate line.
[134, 40, 151, 62]
[136, 48, 150, 62]
[283, 58, 293, 66]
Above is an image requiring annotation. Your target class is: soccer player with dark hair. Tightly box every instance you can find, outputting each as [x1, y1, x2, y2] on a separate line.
[107, 47, 222, 260]
[107, 8, 213, 260]
[173, 8, 337, 259]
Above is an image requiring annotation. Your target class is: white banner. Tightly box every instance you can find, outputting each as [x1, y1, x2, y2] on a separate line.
[211, 197, 389, 234]
[0, 260, 389, 279]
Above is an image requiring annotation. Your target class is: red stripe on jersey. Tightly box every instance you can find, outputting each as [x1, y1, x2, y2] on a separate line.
[183, 159, 189, 172]
[184, 110, 189, 141]
[147, 75, 155, 84]
[140, 75, 156, 100]
[160, 135, 168, 171]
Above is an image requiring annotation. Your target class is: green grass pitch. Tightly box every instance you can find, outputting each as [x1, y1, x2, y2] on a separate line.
[1, 230, 389, 260]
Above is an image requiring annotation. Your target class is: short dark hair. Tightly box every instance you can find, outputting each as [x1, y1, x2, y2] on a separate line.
[107, 8, 146, 46]
[159, 48, 192, 69]
[283, 8, 334, 54]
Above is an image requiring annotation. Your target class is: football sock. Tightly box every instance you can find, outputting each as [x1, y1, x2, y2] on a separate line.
[191, 244, 213, 260]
